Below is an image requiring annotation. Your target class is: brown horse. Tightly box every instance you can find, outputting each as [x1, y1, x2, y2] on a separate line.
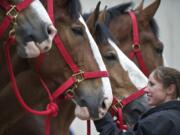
[2, 2, 149, 135]
[87, 3, 150, 128]
[79, 0, 164, 131]
[0, 0, 113, 134]
[0, 0, 57, 90]
[0, 0, 57, 58]
[103, 0, 164, 75]
[84, 0, 164, 77]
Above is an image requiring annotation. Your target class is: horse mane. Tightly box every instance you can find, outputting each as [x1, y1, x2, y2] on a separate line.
[68, 0, 82, 19]
[82, 12, 92, 21]
[95, 23, 118, 45]
[149, 18, 159, 38]
[107, 2, 132, 18]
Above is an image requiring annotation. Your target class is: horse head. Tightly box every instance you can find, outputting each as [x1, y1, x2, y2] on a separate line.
[86, 1, 149, 128]
[0, 0, 57, 58]
[35, 0, 113, 120]
[102, 0, 164, 76]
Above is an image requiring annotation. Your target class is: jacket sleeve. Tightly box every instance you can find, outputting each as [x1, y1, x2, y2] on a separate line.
[94, 112, 123, 135]
[93, 112, 146, 135]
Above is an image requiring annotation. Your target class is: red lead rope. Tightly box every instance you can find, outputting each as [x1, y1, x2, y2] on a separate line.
[4, 36, 59, 135]
[128, 11, 149, 77]
[2, 0, 110, 135]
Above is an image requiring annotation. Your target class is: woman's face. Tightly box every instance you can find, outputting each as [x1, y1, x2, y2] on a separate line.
[144, 72, 167, 106]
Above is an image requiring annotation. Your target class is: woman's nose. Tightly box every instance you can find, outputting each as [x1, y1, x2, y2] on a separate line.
[144, 86, 149, 93]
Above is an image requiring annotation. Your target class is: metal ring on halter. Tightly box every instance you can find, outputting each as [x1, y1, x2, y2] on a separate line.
[132, 44, 141, 50]
[72, 70, 85, 84]
[112, 100, 124, 112]
[6, 5, 19, 19]
[9, 28, 16, 36]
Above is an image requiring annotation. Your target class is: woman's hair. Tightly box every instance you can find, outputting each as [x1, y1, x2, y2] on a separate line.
[152, 66, 180, 98]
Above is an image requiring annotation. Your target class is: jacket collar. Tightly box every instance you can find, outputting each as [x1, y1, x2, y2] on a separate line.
[141, 100, 180, 119]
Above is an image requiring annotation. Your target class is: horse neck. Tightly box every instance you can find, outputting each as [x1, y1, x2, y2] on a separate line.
[52, 100, 76, 135]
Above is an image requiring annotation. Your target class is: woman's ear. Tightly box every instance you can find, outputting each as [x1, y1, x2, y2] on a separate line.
[166, 84, 176, 97]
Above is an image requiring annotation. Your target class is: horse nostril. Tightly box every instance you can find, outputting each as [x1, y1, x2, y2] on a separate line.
[47, 25, 57, 37]
[44, 46, 49, 51]
[101, 100, 106, 110]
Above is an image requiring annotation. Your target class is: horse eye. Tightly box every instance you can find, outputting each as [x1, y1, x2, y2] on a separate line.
[71, 27, 84, 36]
[155, 47, 163, 54]
[155, 42, 164, 54]
[104, 51, 118, 61]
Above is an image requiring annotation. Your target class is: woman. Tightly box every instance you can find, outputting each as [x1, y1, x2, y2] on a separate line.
[94, 66, 180, 135]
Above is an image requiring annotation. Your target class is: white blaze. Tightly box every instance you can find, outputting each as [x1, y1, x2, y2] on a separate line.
[108, 39, 148, 89]
[79, 16, 113, 99]
[30, 0, 52, 23]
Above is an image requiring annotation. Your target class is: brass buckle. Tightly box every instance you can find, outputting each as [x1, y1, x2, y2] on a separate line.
[132, 44, 141, 50]
[6, 5, 19, 19]
[72, 70, 84, 84]
[112, 100, 123, 112]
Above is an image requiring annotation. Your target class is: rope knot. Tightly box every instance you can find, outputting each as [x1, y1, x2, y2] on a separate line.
[47, 102, 58, 117]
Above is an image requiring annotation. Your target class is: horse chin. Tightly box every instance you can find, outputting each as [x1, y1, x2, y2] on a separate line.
[24, 41, 41, 58]
[74, 104, 91, 120]
[19, 40, 52, 58]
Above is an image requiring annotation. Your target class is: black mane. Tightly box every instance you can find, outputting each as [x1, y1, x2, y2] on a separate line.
[95, 23, 118, 45]
[68, 0, 82, 20]
[149, 18, 159, 38]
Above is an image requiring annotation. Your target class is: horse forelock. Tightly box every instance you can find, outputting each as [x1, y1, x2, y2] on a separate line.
[95, 23, 117, 45]
[68, 0, 82, 20]
[150, 18, 159, 38]
[105, 2, 132, 25]
[82, 13, 91, 21]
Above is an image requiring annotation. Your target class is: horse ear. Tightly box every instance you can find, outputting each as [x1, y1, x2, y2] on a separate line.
[141, 0, 161, 21]
[86, 1, 101, 33]
[98, 5, 108, 24]
[135, 0, 144, 12]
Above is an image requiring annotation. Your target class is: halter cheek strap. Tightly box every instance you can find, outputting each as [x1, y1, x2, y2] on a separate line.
[0, 0, 33, 38]
[128, 11, 149, 77]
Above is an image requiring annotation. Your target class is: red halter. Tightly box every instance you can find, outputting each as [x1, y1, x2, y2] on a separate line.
[128, 11, 149, 77]
[110, 88, 145, 130]
[2, 0, 109, 135]
[107, 11, 148, 132]
[0, 0, 33, 38]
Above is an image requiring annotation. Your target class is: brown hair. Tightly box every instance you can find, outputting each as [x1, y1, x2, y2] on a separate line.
[152, 66, 180, 98]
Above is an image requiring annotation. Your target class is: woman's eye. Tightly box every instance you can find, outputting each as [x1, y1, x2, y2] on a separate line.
[71, 27, 84, 36]
[148, 81, 154, 86]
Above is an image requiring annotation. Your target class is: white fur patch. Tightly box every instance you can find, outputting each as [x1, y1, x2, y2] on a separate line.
[108, 39, 148, 89]
[30, 0, 52, 24]
[75, 105, 90, 120]
[79, 16, 113, 103]
[25, 41, 40, 58]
